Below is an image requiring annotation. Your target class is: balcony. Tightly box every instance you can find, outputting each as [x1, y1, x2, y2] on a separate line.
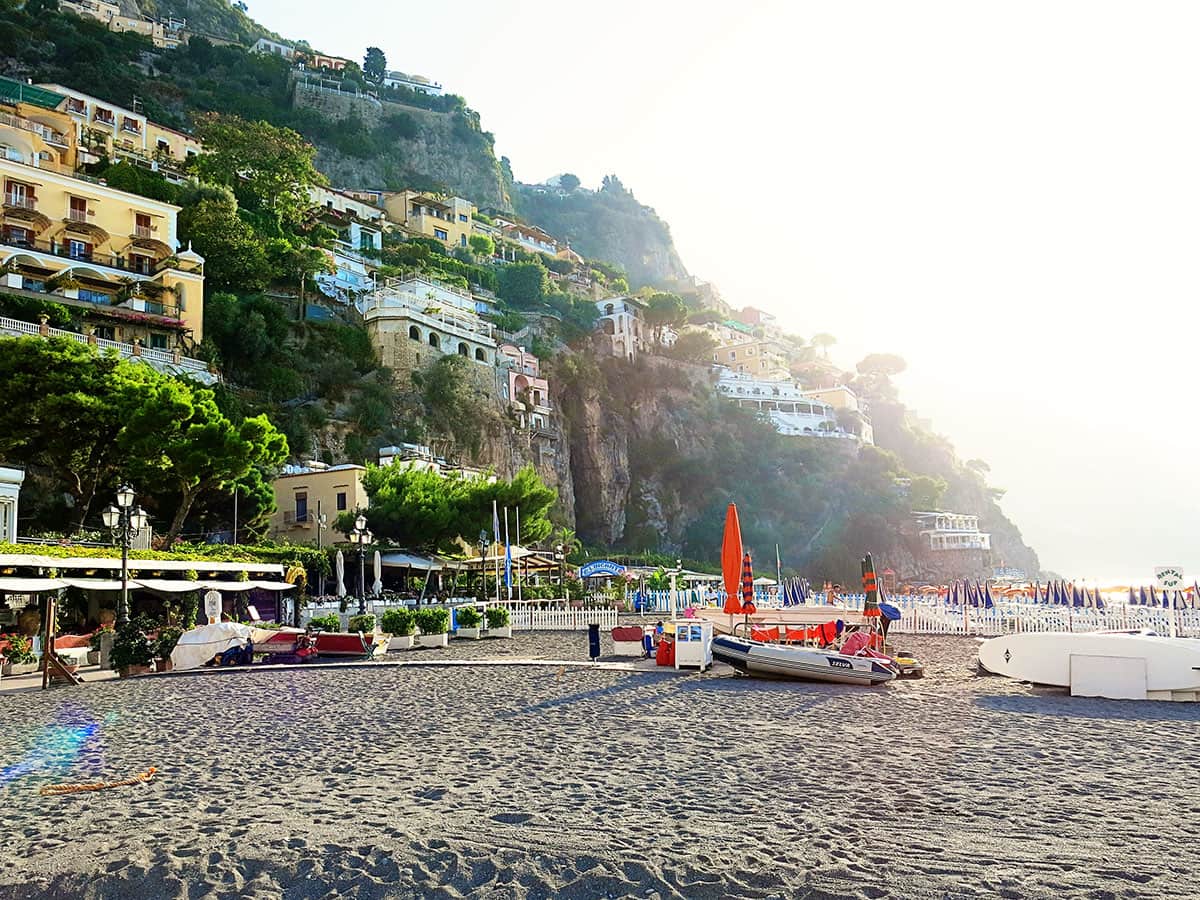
[283, 511, 312, 526]
[0, 232, 161, 278]
[133, 224, 155, 239]
[3, 193, 35, 211]
[0, 110, 69, 147]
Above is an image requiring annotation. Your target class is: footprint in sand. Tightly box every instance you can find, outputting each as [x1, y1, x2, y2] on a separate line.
[490, 812, 534, 825]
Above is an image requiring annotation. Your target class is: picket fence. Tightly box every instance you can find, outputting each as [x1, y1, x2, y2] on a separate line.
[298, 599, 617, 632]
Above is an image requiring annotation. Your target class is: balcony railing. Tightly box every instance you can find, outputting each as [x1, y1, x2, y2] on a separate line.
[133, 224, 155, 239]
[0, 315, 212, 377]
[0, 110, 69, 147]
[65, 208, 89, 224]
[0, 232, 164, 277]
[3, 193, 35, 211]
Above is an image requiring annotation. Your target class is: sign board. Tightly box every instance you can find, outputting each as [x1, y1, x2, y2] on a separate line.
[579, 560, 626, 579]
[1154, 567, 1185, 591]
[203, 589, 222, 624]
[246, 604, 261, 623]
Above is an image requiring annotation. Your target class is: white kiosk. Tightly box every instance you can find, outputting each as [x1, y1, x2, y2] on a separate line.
[673, 620, 713, 672]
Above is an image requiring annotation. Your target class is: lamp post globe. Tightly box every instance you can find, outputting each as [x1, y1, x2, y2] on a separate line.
[116, 484, 135, 509]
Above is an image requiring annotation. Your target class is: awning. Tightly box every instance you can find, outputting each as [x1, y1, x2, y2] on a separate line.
[62, 578, 124, 591]
[379, 552, 443, 571]
[250, 581, 298, 591]
[132, 579, 202, 593]
[201, 581, 257, 593]
[0, 553, 283, 575]
[0, 577, 68, 592]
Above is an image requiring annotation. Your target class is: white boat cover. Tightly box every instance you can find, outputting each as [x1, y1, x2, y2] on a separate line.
[170, 622, 253, 671]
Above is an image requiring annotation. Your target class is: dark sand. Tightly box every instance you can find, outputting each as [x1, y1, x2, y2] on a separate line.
[1, 633, 1198, 899]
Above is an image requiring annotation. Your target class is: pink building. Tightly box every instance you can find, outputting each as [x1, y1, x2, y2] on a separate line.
[498, 344, 552, 431]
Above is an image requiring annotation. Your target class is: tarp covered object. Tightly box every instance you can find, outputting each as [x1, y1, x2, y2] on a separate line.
[170, 622, 253, 671]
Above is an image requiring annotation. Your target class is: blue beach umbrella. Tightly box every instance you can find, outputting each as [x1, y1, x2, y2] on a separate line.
[1139, 585, 1149, 607]
[1128, 586, 1136, 607]
[1072, 584, 1084, 608]
[983, 582, 995, 609]
[1094, 588, 1105, 609]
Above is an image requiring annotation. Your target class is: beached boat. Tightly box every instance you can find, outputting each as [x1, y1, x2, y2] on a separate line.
[711, 634, 897, 685]
[978, 632, 1200, 700]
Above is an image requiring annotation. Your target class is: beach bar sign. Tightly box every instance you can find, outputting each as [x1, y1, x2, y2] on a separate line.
[1154, 567, 1185, 591]
[579, 560, 627, 579]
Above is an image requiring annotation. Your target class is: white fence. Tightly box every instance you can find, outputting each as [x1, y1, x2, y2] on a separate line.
[298, 599, 618, 632]
[623, 590, 1200, 638]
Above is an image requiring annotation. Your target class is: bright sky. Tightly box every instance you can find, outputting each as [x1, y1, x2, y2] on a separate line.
[248, 0, 1200, 581]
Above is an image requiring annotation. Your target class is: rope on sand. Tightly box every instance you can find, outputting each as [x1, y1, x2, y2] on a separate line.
[38, 767, 158, 796]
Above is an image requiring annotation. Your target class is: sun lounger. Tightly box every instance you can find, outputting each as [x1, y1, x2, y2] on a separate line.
[611, 625, 645, 656]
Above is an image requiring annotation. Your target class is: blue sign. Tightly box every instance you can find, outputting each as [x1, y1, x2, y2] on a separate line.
[579, 560, 626, 579]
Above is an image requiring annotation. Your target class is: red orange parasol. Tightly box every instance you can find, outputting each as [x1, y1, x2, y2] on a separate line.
[721, 503, 743, 615]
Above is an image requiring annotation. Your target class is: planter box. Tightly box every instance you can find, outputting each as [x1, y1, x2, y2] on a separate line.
[118, 664, 152, 679]
[155, 658, 173, 672]
[418, 633, 448, 649]
[456, 626, 482, 640]
[87, 650, 100, 666]
[6, 662, 39, 676]
[387, 635, 415, 651]
[487, 626, 513, 639]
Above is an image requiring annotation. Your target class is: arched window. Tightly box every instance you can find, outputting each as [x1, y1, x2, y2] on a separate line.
[475, 348, 486, 362]
[458, 342, 468, 357]
[409, 325, 420, 341]
[429, 333, 440, 349]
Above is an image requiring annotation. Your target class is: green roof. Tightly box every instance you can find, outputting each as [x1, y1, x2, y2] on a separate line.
[0, 77, 65, 111]
[722, 319, 754, 334]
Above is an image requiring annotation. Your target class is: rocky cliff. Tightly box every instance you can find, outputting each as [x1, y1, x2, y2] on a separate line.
[513, 179, 688, 288]
[292, 85, 511, 209]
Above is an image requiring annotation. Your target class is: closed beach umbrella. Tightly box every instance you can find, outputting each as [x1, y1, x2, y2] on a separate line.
[740, 552, 755, 613]
[1128, 586, 1136, 607]
[336, 550, 346, 597]
[1094, 588, 1105, 609]
[721, 503, 744, 615]
[372, 550, 383, 595]
[983, 583, 995, 610]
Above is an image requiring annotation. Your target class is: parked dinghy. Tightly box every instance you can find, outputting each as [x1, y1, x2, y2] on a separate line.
[711, 634, 897, 686]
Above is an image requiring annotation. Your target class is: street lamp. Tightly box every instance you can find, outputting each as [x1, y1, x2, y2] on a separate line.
[478, 530, 491, 601]
[555, 544, 565, 592]
[101, 484, 149, 628]
[348, 514, 372, 615]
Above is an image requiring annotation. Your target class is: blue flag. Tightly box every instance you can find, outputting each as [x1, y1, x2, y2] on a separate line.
[504, 541, 512, 589]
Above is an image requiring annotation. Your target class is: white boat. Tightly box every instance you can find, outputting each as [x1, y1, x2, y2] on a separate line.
[978, 632, 1200, 701]
[711, 635, 897, 686]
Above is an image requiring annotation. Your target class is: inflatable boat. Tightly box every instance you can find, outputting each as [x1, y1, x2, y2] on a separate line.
[711, 634, 897, 686]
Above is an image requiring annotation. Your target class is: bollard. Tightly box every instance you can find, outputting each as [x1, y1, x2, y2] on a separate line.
[587, 622, 600, 662]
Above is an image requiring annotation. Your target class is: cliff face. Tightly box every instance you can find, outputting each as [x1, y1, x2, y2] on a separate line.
[292, 86, 511, 209]
[513, 181, 688, 288]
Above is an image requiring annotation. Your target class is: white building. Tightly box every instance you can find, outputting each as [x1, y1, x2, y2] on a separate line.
[913, 511, 992, 551]
[309, 186, 385, 303]
[0, 465, 24, 542]
[716, 371, 870, 442]
[381, 71, 444, 96]
[252, 38, 297, 60]
[594, 296, 648, 361]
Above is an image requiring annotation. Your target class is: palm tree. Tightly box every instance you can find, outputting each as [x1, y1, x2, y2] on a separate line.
[550, 526, 582, 558]
[811, 333, 837, 359]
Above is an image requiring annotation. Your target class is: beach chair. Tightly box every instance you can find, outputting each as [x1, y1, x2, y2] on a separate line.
[610, 626, 645, 657]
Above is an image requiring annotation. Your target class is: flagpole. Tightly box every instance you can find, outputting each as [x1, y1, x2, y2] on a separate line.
[775, 543, 782, 607]
[515, 506, 523, 603]
[492, 500, 501, 605]
[504, 507, 512, 602]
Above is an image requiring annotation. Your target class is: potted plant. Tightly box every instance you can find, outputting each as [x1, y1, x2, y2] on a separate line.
[381, 607, 416, 651]
[110, 619, 154, 677]
[308, 613, 341, 632]
[455, 605, 483, 640]
[414, 607, 450, 648]
[2, 635, 38, 675]
[154, 626, 183, 672]
[87, 624, 114, 666]
[485, 606, 512, 639]
[347, 613, 376, 635]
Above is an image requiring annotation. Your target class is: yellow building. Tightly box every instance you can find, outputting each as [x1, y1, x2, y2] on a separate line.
[1, 83, 206, 349]
[377, 190, 475, 249]
[270, 464, 369, 541]
[59, 0, 186, 49]
[713, 337, 791, 380]
[37, 84, 203, 172]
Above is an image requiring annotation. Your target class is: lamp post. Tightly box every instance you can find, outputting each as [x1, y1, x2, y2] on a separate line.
[349, 514, 372, 615]
[555, 544, 565, 595]
[478, 530, 491, 601]
[101, 484, 149, 629]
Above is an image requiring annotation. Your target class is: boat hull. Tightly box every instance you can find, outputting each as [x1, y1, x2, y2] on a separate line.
[978, 632, 1200, 693]
[711, 635, 896, 686]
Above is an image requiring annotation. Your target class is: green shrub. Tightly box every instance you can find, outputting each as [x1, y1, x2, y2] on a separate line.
[414, 606, 450, 635]
[455, 605, 482, 628]
[155, 626, 184, 659]
[347, 614, 376, 634]
[309, 613, 341, 631]
[485, 606, 510, 629]
[380, 607, 415, 636]
[110, 618, 154, 670]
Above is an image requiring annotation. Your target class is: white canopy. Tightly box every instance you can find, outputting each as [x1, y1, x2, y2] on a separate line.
[753, 577, 778, 586]
[250, 580, 298, 591]
[201, 581, 257, 593]
[62, 578, 125, 591]
[132, 578, 203, 593]
[379, 551, 444, 571]
[0, 577, 68, 592]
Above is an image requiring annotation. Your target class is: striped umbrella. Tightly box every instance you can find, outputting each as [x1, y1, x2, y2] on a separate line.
[740, 552, 755, 613]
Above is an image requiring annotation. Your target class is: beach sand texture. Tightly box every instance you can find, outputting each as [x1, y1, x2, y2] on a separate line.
[1, 634, 1198, 899]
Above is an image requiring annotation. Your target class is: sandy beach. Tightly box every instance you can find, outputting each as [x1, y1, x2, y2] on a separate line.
[2, 632, 1198, 899]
